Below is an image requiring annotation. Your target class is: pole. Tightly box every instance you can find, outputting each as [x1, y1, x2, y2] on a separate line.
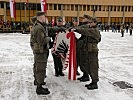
[24, 2, 27, 22]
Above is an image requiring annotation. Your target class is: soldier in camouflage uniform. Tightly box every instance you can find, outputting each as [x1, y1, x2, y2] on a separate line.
[48, 17, 66, 77]
[30, 11, 50, 95]
[76, 15, 91, 82]
[74, 17, 101, 90]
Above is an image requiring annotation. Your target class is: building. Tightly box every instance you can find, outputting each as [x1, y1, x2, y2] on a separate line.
[0, 0, 133, 25]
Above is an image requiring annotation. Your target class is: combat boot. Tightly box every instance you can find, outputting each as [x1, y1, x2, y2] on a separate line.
[87, 82, 98, 90]
[59, 72, 65, 76]
[80, 73, 90, 82]
[36, 85, 50, 95]
[77, 73, 86, 80]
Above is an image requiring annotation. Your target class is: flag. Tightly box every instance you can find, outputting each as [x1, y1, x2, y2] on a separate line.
[51, 31, 77, 80]
[9, 0, 16, 18]
[26, 0, 29, 8]
[40, 0, 47, 13]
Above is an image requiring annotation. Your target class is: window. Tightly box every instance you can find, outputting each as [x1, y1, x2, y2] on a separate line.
[121, 6, 124, 11]
[66, 5, 70, 10]
[71, 5, 74, 10]
[102, 6, 105, 11]
[83, 5, 86, 11]
[114, 6, 116, 11]
[99, 5, 101, 11]
[128, 6, 131, 11]
[75, 5, 78, 11]
[1, 2, 4, 8]
[91, 5, 94, 11]
[79, 5, 82, 11]
[87, 5, 90, 11]
[58, 4, 61, 10]
[54, 4, 57, 10]
[49, 4, 52, 10]
[106, 6, 109, 11]
[117, 6, 120, 11]
[125, 6, 127, 11]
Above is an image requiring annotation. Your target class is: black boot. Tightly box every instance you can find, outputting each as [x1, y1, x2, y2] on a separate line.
[87, 82, 98, 90]
[59, 72, 65, 76]
[77, 73, 86, 80]
[36, 85, 50, 95]
[34, 80, 46, 85]
[55, 69, 59, 77]
[80, 73, 90, 82]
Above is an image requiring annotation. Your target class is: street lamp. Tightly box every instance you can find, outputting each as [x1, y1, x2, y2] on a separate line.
[93, 5, 96, 17]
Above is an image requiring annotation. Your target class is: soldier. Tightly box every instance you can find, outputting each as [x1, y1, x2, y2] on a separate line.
[30, 11, 50, 95]
[76, 15, 91, 82]
[121, 24, 125, 37]
[48, 16, 66, 77]
[74, 17, 101, 90]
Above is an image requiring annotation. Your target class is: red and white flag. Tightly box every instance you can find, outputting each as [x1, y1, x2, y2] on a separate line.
[9, 0, 16, 18]
[26, 0, 29, 8]
[51, 31, 77, 80]
[40, 0, 47, 13]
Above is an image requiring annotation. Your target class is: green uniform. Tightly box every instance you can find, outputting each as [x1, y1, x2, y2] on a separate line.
[48, 25, 66, 76]
[30, 20, 49, 85]
[75, 25, 101, 82]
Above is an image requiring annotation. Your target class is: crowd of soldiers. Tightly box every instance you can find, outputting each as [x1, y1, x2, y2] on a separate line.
[98, 23, 133, 37]
[30, 11, 101, 95]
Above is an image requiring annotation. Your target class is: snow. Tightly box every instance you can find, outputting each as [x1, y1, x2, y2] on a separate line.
[0, 31, 133, 100]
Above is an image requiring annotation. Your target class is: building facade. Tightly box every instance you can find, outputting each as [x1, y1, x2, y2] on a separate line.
[0, 0, 133, 24]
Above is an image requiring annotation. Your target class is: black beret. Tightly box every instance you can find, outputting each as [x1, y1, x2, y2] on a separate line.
[36, 11, 46, 17]
[57, 16, 63, 22]
[72, 17, 78, 22]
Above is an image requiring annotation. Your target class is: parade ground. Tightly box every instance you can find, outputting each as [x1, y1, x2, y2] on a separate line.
[0, 31, 133, 100]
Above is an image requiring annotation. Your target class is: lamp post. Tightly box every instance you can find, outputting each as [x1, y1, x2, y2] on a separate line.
[93, 5, 96, 17]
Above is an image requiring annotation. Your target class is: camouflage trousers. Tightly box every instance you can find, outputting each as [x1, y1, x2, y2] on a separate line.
[80, 51, 99, 82]
[33, 53, 48, 85]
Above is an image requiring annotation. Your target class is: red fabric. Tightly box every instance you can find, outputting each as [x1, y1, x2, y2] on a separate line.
[66, 32, 77, 80]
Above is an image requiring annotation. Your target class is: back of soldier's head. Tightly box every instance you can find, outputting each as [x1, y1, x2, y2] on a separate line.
[72, 17, 78, 22]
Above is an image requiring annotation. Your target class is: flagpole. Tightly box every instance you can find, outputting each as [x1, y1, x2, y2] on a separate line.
[24, 2, 27, 22]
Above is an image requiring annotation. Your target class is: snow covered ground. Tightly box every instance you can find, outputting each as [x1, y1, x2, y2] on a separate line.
[0, 31, 133, 100]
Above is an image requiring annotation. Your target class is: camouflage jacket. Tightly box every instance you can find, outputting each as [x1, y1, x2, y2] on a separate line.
[75, 25, 101, 52]
[30, 20, 49, 54]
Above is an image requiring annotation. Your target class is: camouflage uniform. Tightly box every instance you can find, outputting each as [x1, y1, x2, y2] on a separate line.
[75, 25, 101, 83]
[48, 17, 66, 76]
[30, 20, 50, 85]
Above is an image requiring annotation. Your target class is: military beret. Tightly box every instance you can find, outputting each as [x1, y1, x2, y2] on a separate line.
[83, 14, 91, 20]
[36, 11, 46, 17]
[57, 16, 63, 22]
[91, 17, 97, 23]
[31, 16, 37, 23]
[72, 17, 78, 22]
